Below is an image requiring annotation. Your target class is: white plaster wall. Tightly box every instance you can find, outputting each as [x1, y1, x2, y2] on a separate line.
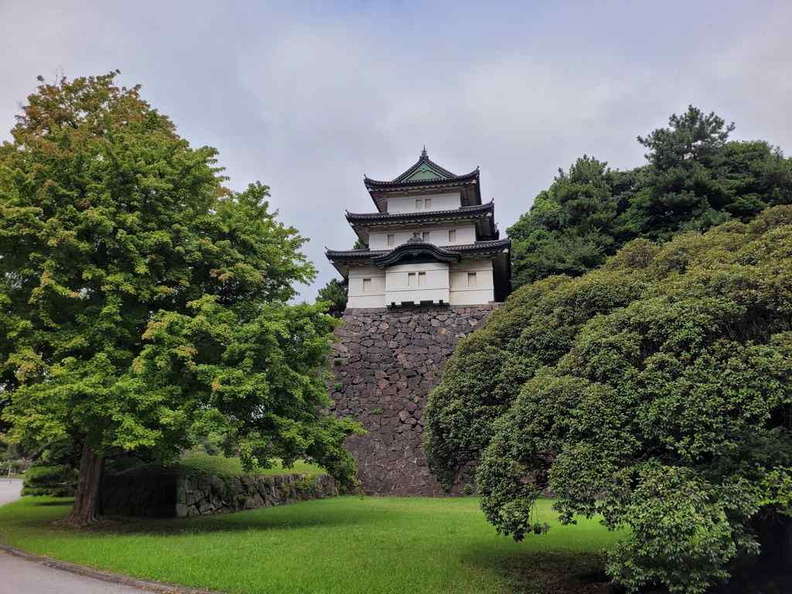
[369, 223, 476, 250]
[346, 259, 495, 309]
[347, 266, 386, 308]
[385, 262, 450, 306]
[387, 191, 461, 213]
[449, 260, 494, 305]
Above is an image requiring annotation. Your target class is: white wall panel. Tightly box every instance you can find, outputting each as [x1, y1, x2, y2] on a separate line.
[387, 191, 461, 213]
[385, 262, 449, 306]
[369, 223, 476, 250]
[449, 260, 494, 305]
[347, 266, 386, 308]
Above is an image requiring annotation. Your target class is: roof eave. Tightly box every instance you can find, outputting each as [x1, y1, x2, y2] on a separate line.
[325, 238, 510, 265]
[346, 202, 494, 227]
[371, 242, 461, 267]
[364, 169, 480, 190]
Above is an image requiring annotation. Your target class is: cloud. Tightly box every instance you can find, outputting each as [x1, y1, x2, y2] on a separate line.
[2, 0, 792, 299]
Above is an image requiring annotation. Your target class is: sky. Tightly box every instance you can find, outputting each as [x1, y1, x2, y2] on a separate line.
[2, 0, 791, 299]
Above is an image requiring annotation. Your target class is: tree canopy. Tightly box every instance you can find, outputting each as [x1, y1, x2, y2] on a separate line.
[316, 238, 365, 317]
[427, 207, 792, 592]
[0, 72, 360, 524]
[508, 107, 792, 287]
[317, 278, 348, 318]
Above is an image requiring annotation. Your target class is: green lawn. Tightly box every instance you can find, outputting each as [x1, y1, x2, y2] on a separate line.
[178, 453, 326, 477]
[0, 496, 621, 594]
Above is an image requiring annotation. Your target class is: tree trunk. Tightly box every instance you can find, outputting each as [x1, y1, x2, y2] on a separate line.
[62, 442, 105, 527]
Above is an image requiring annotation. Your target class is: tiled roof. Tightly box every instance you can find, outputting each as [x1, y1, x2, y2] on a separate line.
[364, 148, 479, 189]
[346, 202, 494, 226]
[326, 238, 510, 265]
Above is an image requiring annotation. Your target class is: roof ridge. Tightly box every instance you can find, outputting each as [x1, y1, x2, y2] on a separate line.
[364, 149, 479, 187]
[392, 149, 456, 183]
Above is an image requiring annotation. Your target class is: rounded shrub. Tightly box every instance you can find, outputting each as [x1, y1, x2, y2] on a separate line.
[428, 206, 792, 593]
[22, 464, 78, 497]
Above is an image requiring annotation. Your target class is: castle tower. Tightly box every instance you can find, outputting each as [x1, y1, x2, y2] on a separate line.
[326, 149, 510, 308]
[327, 150, 510, 495]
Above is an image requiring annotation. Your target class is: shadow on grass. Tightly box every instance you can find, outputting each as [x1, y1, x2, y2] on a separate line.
[461, 545, 612, 594]
[14, 497, 378, 538]
[105, 513, 376, 536]
[31, 500, 73, 507]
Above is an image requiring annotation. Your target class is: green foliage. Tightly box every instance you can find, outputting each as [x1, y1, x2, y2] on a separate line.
[318, 237, 365, 317]
[292, 474, 323, 497]
[0, 457, 30, 476]
[0, 72, 360, 493]
[0, 496, 622, 594]
[425, 261, 649, 488]
[317, 278, 348, 318]
[441, 207, 792, 593]
[21, 464, 78, 496]
[508, 107, 792, 287]
[176, 453, 325, 477]
[509, 156, 636, 287]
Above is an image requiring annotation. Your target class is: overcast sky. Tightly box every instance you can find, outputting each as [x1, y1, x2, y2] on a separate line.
[2, 0, 791, 299]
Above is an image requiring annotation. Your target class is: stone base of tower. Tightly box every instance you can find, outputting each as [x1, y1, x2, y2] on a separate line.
[329, 304, 498, 496]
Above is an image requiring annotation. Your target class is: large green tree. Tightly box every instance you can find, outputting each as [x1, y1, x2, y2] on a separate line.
[508, 107, 792, 288]
[0, 73, 359, 525]
[428, 208, 792, 592]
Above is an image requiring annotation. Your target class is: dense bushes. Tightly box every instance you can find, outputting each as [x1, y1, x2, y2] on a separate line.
[425, 249, 654, 488]
[22, 464, 78, 496]
[426, 207, 792, 593]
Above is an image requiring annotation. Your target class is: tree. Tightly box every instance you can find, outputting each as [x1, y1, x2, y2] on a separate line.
[429, 207, 792, 593]
[508, 107, 792, 289]
[316, 238, 365, 317]
[424, 251, 648, 489]
[0, 72, 360, 525]
[508, 156, 635, 286]
[317, 278, 348, 318]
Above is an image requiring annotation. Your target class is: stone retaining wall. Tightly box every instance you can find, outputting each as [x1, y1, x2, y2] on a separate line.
[101, 470, 338, 518]
[330, 304, 498, 495]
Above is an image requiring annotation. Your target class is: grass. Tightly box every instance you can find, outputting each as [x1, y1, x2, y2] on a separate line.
[0, 496, 621, 594]
[177, 453, 326, 477]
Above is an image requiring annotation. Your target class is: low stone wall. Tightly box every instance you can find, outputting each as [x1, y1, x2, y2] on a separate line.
[100, 469, 178, 517]
[330, 304, 498, 496]
[101, 470, 338, 518]
[175, 473, 338, 518]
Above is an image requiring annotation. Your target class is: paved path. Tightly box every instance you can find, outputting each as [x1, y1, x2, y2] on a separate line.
[0, 553, 148, 594]
[0, 479, 22, 506]
[0, 478, 146, 594]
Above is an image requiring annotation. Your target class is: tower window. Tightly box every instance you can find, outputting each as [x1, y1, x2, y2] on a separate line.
[362, 278, 372, 292]
[387, 234, 395, 246]
[448, 229, 456, 243]
[418, 272, 426, 287]
[422, 231, 431, 242]
[467, 272, 477, 287]
[407, 272, 417, 287]
[424, 198, 432, 209]
[415, 198, 423, 210]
